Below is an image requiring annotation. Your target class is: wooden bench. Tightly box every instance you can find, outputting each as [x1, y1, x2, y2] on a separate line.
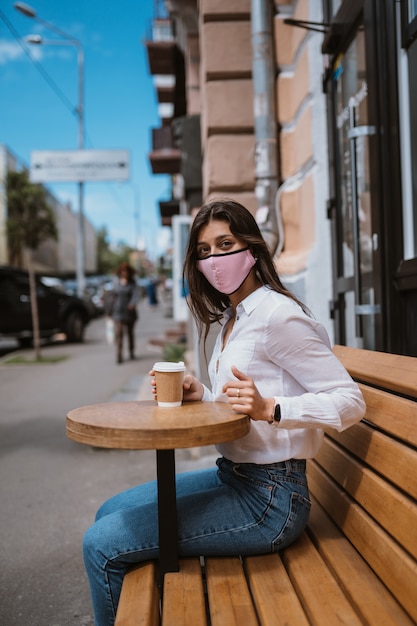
[115, 345, 417, 625]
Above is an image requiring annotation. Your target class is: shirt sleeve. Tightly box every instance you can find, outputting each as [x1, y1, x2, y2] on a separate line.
[201, 385, 215, 402]
[129, 283, 140, 306]
[265, 309, 366, 432]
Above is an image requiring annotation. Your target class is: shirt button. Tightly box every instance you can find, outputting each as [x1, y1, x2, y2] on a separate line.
[236, 315, 240, 320]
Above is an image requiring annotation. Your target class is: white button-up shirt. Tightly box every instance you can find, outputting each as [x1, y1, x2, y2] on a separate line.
[202, 286, 365, 464]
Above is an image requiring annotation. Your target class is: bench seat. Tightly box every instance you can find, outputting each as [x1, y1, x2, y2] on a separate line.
[115, 346, 417, 625]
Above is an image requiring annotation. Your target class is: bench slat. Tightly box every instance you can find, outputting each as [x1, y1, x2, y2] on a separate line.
[115, 561, 159, 626]
[308, 498, 415, 625]
[360, 385, 417, 447]
[205, 557, 259, 626]
[326, 421, 417, 500]
[333, 345, 417, 398]
[314, 437, 417, 559]
[244, 553, 309, 625]
[309, 462, 417, 623]
[162, 558, 207, 626]
[281, 532, 364, 625]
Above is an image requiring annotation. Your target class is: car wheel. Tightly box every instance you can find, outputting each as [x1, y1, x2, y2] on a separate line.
[65, 311, 85, 343]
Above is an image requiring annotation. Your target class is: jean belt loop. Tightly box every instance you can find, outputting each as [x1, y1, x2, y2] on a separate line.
[285, 459, 293, 475]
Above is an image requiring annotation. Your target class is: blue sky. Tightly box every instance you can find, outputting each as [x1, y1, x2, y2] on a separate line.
[0, 0, 171, 259]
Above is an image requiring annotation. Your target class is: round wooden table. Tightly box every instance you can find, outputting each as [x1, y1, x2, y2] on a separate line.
[66, 400, 249, 578]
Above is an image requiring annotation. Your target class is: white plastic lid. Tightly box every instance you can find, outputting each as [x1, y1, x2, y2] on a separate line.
[153, 361, 185, 372]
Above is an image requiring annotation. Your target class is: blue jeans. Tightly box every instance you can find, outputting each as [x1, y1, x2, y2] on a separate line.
[83, 456, 310, 626]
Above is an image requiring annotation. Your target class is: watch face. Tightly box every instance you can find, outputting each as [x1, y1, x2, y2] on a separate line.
[274, 404, 281, 422]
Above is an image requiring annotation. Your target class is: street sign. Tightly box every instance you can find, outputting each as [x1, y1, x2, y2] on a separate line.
[30, 149, 130, 182]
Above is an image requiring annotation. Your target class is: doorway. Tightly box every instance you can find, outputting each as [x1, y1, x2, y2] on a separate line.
[324, 9, 382, 349]
[322, 0, 414, 353]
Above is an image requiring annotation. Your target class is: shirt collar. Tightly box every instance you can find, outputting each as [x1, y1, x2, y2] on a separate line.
[223, 285, 270, 320]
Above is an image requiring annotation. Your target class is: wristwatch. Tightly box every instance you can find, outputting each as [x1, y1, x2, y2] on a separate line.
[270, 401, 281, 427]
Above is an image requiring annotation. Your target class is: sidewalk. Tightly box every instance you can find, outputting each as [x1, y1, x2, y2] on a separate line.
[0, 295, 217, 626]
[107, 295, 182, 403]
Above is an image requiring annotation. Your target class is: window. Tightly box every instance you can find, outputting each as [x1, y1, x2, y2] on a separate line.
[398, 2, 417, 259]
[409, 0, 417, 22]
[402, 0, 417, 45]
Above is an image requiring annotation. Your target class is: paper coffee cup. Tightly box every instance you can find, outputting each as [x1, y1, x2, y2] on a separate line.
[153, 361, 185, 407]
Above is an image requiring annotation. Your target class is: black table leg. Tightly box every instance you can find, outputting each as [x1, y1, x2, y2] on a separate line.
[156, 449, 179, 580]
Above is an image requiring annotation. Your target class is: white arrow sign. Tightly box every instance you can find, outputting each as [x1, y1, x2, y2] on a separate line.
[30, 149, 130, 182]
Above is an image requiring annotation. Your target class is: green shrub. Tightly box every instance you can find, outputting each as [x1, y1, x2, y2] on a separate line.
[163, 342, 186, 363]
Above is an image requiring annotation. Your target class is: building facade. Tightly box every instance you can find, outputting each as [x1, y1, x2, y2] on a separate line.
[0, 144, 97, 275]
[146, 0, 417, 358]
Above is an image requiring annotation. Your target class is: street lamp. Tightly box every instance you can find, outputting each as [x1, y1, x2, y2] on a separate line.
[16, 2, 86, 298]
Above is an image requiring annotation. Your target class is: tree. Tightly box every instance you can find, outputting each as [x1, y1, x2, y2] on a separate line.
[6, 169, 58, 360]
[96, 226, 117, 274]
[96, 225, 135, 274]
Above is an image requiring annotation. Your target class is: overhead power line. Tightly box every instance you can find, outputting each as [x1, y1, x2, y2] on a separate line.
[0, 8, 77, 118]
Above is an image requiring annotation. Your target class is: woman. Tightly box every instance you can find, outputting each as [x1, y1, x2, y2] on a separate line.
[106, 262, 139, 364]
[83, 200, 365, 625]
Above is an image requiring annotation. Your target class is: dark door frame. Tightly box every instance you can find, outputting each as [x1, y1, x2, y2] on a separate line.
[323, 0, 405, 353]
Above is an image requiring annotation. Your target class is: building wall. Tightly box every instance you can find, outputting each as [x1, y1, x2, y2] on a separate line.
[0, 144, 97, 275]
[160, 0, 417, 354]
[33, 194, 97, 274]
[185, 33, 201, 115]
[197, 0, 333, 337]
[200, 0, 257, 212]
[274, 0, 316, 279]
[273, 1, 333, 336]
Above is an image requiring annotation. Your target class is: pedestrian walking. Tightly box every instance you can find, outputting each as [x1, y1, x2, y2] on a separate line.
[105, 262, 140, 364]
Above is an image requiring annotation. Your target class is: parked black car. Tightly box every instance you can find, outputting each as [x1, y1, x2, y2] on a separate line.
[0, 266, 92, 346]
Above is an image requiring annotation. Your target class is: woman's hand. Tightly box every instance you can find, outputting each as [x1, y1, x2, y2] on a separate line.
[149, 371, 204, 403]
[182, 374, 204, 402]
[223, 366, 274, 422]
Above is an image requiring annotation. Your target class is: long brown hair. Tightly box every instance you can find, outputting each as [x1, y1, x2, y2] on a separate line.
[183, 199, 308, 344]
[116, 262, 136, 283]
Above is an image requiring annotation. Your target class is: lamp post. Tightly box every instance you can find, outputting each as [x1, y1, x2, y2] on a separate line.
[15, 2, 86, 298]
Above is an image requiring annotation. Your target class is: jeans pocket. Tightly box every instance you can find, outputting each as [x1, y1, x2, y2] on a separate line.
[272, 491, 311, 551]
[232, 463, 273, 489]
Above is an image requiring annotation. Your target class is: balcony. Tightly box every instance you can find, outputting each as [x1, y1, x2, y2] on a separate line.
[148, 126, 181, 175]
[146, 40, 178, 75]
[159, 200, 180, 226]
[145, 40, 186, 118]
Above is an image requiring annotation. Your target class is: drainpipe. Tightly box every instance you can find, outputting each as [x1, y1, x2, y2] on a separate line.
[250, 0, 282, 256]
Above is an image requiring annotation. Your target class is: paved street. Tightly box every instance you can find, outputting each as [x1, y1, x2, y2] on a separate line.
[0, 296, 216, 625]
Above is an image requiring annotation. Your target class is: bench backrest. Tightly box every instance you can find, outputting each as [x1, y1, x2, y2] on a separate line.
[308, 345, 417, 623]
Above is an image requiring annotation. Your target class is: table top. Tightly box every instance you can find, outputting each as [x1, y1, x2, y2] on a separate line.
[66, 400, 250, 450]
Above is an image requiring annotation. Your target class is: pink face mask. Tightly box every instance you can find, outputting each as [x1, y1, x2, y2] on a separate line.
[197, 248, 256, 295]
